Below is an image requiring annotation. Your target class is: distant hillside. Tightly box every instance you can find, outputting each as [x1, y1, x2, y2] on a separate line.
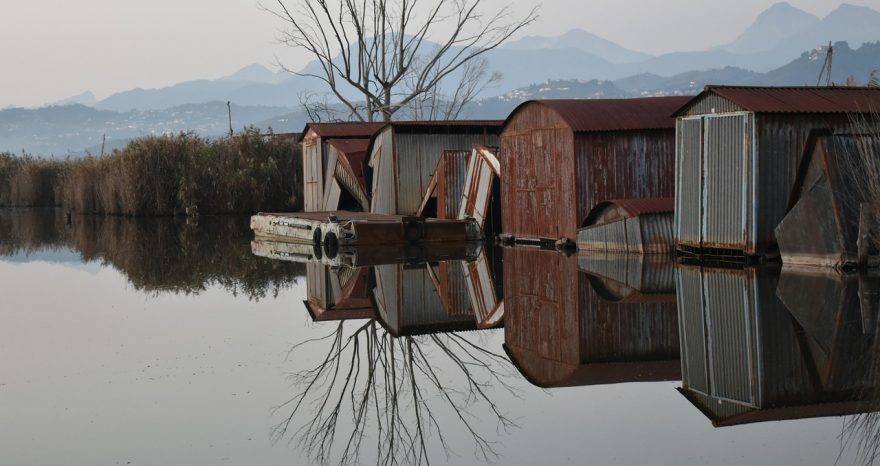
[0, 102, 294, 156]
[721, 2, 820, 55]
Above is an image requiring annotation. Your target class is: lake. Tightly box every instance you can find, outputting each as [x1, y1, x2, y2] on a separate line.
[1, 208, 878, 465]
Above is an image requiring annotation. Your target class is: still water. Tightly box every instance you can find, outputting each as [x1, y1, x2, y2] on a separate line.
[1, 208, 879, 465]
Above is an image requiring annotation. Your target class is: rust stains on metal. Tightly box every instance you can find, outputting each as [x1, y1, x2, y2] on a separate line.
[297, 122, 385, 142]
[504, 98, 692, 133]
[676, 85, 880, 116]
[578, 198, 675, 254]
[502, 247, 680, 388]
[501, 99, 679, 243]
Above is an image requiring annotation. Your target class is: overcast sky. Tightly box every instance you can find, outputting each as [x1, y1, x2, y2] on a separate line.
[1, 0, 878, 108]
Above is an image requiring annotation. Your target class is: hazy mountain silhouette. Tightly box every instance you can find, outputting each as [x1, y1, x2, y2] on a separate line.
[52, 91, 98, 107]
[721, 2, 820, 54]
[503, 29, 652, 64]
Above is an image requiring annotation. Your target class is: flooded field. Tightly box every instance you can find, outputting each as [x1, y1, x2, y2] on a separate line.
[2, 208, 880, 465]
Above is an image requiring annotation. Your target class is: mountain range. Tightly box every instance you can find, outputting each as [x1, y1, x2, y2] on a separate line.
[4, 2, 880, 155]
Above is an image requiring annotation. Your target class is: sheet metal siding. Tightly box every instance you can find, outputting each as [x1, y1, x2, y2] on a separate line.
[682, 93, 745, 116]
[500, 105, 575, 241]
[580, 254, 675, 294]
[370, 128, 397, 214]
[504, 248, 580, 365]
[440, 261, 473, 318]
[438, 150, 470, 219]
[640, 214, 675, 254]
[676, 267, 708, 393]
[400, 267, 456, 329]
[675, 118, 703, 247]
[303, 138, 323, 212]
[702, 114, 752, 249]
[580, 271, 679, 361]
[334, 156, 370, 210]
[703, 270, 758, 406]
[395, 133, 499, 215]
[575, 130, 676, 234]
[753, 113, 853, 253]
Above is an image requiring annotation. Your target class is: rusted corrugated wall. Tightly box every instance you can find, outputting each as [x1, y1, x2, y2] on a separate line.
[574, 130, 676, 235]
[500, 105, 577, 242]
[501, 104, 675, 243]
[436, 150, 470, 219]
[504, 247, 679, 387]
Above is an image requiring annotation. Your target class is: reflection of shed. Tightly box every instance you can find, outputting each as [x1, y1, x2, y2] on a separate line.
[577, 198, 674, 253]
[776, 132, 880, 268]
[578, 253, 676, 300]
[676, 265, 879, 427]
[503, 248, 680, 388]
[373, 263, 479, 337]
[368, 121, 502, 216]
[674, 86, 880, 258]
[305, 264, 376, 321]
[300, 122, 385, 212]
[499, 97, 688, 245]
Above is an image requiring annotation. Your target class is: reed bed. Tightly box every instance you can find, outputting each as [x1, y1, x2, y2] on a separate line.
[0, 128, 302, 215]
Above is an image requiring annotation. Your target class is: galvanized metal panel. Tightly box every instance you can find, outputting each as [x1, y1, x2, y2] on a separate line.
[676, 266, 708, 393]
[303, 137, 323, 212]
[675, 117, 703, 248]
[703, 269, 758, 406]
[679, 93, 744, 117]
[395, 133, 499, 216]
[639, 213, 675, 254]
[307, 261, 328, 310]
[462, 252, 503, 328]
[702, 113, 751, 249]
[369, 128, 397, 214]
[459, 147, 500, 228]
[322, 179, 342, 211]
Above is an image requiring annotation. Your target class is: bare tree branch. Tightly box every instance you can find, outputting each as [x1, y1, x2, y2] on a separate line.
[261, 0, 539, 122]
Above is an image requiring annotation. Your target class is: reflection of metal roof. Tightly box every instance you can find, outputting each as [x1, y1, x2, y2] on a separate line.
[676, 85, 880, 115]
[298, 122, 385, 141]
[504, 97, 691, 133]
[504, 344, 680, 388]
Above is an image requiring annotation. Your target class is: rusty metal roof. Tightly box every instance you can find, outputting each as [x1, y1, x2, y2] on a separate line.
[298, 122, 385, 142]
[327, 138, 370, 156]
[383, 120, 504, 134]
[504, 97, 692, 133]
[677, 85, 880, 115]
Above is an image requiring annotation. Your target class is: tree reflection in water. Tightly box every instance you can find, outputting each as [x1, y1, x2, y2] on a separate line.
[0, 208, 304, 299]
[272, 319, 519, 465]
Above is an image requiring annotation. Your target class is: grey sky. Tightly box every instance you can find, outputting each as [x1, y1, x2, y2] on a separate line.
[1, 0, 877, 108]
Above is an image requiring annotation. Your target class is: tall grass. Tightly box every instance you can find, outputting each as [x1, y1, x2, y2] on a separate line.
[0, 128, 302, 215]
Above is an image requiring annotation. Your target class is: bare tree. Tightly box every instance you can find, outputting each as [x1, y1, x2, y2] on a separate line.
[271, 319, 520, 465]
[262, 0, 539, 122]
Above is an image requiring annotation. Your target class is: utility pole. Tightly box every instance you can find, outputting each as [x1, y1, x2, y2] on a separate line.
[816, 41, 834, 86]
[227, 101, 233, 137]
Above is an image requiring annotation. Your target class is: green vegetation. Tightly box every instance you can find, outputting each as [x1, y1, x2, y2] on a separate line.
[0, 128, 302, 215]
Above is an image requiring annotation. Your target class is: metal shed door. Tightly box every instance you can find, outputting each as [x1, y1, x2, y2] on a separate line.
[702, 114, 752, 250]
[303, 139, 323, 212]
[459, 147, 501, 228]
[675, 117, 703, 248]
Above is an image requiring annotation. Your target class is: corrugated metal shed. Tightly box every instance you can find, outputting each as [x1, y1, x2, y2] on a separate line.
[368, 121, 501, 216]
[674, 86, 880, 257]
[500, 97, 687, 244]
[503, 247, 680, 388]
[300, 122, 385, 212]
[776, 132, 880, 269]
[676, 85, 880, 116]
[577, 198, 674, 254]
[676, 265, 879, 427]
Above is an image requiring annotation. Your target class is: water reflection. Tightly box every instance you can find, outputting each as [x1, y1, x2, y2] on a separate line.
[262, 237, 880, 464]
[0, 208, 304, 299]
[677, 265, 880, 427]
